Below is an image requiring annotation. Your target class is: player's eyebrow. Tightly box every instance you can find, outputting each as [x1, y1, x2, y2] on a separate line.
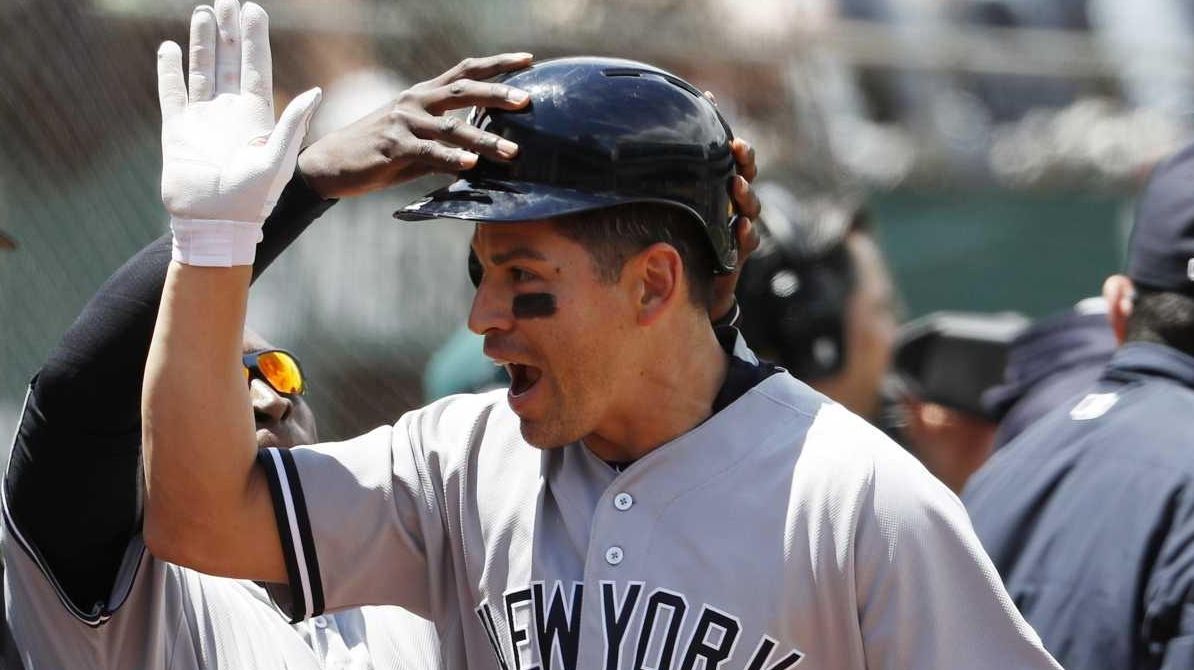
[489, 246, 547, 266]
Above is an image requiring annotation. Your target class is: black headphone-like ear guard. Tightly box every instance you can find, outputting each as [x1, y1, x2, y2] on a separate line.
[467, 248, 483, 288]
[737, 184, 861, 380]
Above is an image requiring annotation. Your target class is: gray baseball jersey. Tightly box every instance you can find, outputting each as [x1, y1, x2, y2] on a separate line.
[2, 450, 443, 670]
[257, 334, 1060, 670]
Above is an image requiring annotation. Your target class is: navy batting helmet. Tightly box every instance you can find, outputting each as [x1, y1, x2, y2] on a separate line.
[394, 56, 739, 273]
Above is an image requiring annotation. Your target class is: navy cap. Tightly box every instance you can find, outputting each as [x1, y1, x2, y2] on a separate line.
[1129, 141, 1194, 294]
[894, 311, 1029, 418]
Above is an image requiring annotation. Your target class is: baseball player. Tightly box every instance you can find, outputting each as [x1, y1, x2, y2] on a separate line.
[964, 140, 1194, 669]
[140, 10, 1060, 669]
[0, 1, 549, 667]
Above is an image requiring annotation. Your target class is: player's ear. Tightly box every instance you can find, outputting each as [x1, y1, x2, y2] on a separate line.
[1102, 274, 1134, 344]
[629, 242, 683, 326]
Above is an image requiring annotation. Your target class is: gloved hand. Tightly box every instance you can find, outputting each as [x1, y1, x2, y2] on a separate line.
[157, 0, 321, 267]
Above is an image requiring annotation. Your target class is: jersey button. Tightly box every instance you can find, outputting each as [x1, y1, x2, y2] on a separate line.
[605, 546, 624, 566]
[313, 615, 328, 629]
[613, 492, 634, 511]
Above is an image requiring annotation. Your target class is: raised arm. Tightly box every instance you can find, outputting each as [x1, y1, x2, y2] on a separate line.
[141, 0, 320, 581]
[3, 169, 330, 616]
[142, 0, 534, 581]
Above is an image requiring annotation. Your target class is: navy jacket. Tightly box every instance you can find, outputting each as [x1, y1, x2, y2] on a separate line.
[982, 308, 1115, 450]
[964, 342, 1194, 670]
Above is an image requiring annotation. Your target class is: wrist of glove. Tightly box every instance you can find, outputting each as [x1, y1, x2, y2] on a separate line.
[164, 158, 293, 267]
[170, 218, 266, 267]
[157, 28, 322, 269]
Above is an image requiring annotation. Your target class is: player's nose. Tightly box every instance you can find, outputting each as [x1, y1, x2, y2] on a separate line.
[250, 378, 292, 424]
[467, 283, 515, 336]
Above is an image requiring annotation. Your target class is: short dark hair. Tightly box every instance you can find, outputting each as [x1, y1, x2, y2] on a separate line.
[1126, 287, 1194, 356]
[553, 203, 717, 308]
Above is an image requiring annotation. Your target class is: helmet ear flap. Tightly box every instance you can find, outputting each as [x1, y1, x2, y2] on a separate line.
[467, 248, 483, 288]
[720, 212, 744, 275]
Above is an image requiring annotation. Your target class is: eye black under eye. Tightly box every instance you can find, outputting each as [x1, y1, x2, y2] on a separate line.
[467, 249, 483, 288]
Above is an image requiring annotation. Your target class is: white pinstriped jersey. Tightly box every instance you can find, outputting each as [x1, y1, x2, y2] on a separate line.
[258, 337, 1061, 670]
[0, 393, 444, 670]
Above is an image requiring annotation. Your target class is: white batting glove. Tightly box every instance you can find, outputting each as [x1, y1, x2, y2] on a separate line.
[157, 0, 321, 267]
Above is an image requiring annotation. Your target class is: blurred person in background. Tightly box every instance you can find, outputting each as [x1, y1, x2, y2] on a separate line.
[0, 2, 541, 666]
[736, 182, 899, 422]
[248, 0, 474, 436]
[888, 311, 1027, 492]
[965, 140, 1194, 670]
[981, 297, 1116, 449]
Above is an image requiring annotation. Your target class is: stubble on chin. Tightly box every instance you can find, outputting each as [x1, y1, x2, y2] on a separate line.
[518, 419, 575, 450]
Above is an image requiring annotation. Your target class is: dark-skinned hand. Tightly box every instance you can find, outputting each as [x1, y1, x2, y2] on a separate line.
[297, 53, 533, 199]
[298, 67, 762, 325]
[710, 137, 762, 323]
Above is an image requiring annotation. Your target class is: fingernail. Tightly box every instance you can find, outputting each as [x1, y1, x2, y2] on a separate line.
[507, 89, 530, 104]
[497, 139, 518, 157]
[516, 52, 534, 60]
[459, 151, 479, 168]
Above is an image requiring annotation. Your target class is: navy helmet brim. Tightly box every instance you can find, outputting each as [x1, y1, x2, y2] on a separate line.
[394, 177, 702, 225]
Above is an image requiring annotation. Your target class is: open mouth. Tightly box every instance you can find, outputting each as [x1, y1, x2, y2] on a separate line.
[506, 363, 543, 398]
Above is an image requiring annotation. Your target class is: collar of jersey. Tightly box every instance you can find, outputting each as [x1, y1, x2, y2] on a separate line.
[567, 359, 822, 516]
[1103, 341, 1194, 390]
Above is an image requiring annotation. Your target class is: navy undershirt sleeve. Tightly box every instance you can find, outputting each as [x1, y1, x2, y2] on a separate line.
[3, 170, 335, 616]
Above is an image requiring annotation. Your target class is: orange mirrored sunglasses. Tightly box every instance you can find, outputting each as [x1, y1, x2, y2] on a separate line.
[242, 349, 306, 396]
